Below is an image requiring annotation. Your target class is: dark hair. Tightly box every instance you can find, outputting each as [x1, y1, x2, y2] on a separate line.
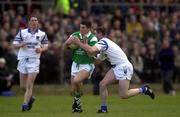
[28, 15, 38, 21]
[96, 27, 106, 35]
[81, 20, 91, 28]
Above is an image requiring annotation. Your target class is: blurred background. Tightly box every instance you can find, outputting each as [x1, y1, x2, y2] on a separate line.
[0, 0, 179, 95]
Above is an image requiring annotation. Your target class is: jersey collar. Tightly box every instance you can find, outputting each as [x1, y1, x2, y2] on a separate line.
[28, 28, 39, 34]
[80, 31, 91, 39]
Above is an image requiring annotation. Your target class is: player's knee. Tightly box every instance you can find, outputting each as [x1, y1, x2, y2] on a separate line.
[26, 83, 33, 90]
[20, 84, 26, 90]
[72, 79, 79, 84]
[99, 81, 106, 89]
[119, 93, 129, 99]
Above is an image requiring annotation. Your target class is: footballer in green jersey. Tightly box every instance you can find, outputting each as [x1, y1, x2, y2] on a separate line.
[63, 20, 98, 113]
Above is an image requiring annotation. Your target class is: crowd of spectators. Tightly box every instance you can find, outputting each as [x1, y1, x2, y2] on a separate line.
[90, 0, 180, 4]
[0, 1, 179, 95]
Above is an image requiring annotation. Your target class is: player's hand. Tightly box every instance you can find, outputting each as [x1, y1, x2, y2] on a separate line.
[35, 48, 42, 53]
[20, 42, 27, 47]
[82, 35, 88, 44]
[72, 37, 80, 44]
[82, 35, 88, 45]
[68, 36, 75, 43]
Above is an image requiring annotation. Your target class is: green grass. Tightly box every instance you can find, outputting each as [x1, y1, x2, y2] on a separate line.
[0, 84, 180, 117]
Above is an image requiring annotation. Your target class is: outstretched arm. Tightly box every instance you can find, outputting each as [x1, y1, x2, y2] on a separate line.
[72, 37, 99, 55]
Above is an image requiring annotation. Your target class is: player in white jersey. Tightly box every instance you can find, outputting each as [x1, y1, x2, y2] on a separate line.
[71, 27, 155, 113]
[13, 16, 48, 112]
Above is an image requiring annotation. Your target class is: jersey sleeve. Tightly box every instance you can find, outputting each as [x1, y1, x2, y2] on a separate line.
[71, 32, 80, 38]
[13, 30, 23, 44]
[41, 34, 48, 44]
[89, 36, 98, 46]
[95, 39, 108, 52]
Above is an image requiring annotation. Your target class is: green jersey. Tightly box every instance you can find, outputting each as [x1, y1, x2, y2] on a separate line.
[71, 31, 98, 64]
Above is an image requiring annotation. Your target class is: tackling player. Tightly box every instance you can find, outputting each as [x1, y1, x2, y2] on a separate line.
[71, 27, 155, 113]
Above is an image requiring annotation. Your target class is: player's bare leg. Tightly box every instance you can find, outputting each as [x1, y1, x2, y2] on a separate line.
[119, 80, 155, 99]
[20, 73, 29, 111]
[71, 70, 90, 113]
[20, 73, 28, 91]
[22, 73, 37, 111]
[118, 80, 140, 99]
[98, 69, 117, 113]
[98, 69, 155, 113]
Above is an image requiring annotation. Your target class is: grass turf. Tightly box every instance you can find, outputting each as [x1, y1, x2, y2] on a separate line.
[0, 84, 180, 117]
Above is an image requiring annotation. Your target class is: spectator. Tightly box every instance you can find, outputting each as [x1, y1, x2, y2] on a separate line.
[127, 15, 143, 39]
[55, 0, 71, 16]
[172, 46, 180, 83]
[0, 58, 14, 96]
[0, 1, 180, 86]
[130, 48, 143, 83]
[143, 44, 160, 83]
[159, 39, 176, 96]
[111, 8, 125, 31]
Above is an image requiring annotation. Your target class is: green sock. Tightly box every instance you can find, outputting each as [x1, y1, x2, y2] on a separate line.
[74, 91, 81, 98]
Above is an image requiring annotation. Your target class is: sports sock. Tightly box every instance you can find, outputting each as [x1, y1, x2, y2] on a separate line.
[23, 103, 28, 106]
[139, 85, 147, 93]
[101, 105, 107, 111]
[28, 96, 32, 104]
[74, 91, 81, 98]
[139, 88, 143, 93]
[22, 103, 29, 110]
[73, 91, 82, 106]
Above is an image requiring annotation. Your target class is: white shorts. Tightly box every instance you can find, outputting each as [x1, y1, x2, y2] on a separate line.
[17, 58, 40, 74]
[71, 62, 95, 79]
[112, 63, 133, 80]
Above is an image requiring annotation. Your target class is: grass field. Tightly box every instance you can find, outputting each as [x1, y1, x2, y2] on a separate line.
[0, 84, 180, 117]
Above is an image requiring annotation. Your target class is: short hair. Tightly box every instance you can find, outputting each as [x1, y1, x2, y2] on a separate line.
[96, 27, 106, 35]
[28, 15, 38, 21]
[81, 20, 91, 28]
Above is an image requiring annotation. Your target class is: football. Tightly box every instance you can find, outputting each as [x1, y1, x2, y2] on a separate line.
[69, 43, 78, 49]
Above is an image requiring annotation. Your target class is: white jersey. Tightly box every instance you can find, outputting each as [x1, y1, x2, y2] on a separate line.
[13, 28, 48, 60]
[95, 37, 130, 65]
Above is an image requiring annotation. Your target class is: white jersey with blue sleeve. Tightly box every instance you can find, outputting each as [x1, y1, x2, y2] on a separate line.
[13, 28, 48, 60]
[95, 37, 130, 65]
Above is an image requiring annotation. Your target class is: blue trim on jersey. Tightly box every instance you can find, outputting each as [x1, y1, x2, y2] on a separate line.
[41, 34, 48, 44]
[100, 40, 108, 51]
[15, 37, 22, 41]
[19, 30, 23, 40]
[14, 39, 23, 42]
[98, 42, 106, 45]
[41, 41, 48, 44]
[28, 28, 39, 34]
